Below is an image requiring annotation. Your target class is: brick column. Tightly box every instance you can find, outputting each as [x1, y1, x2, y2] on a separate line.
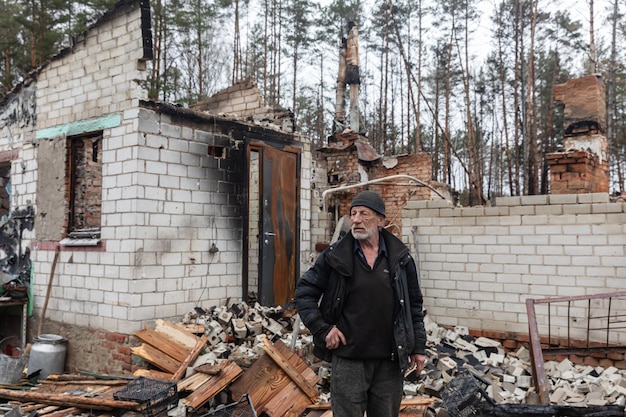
[547, 150, 609, 194]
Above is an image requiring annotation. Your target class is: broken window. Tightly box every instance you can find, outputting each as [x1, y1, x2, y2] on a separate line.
[65, 133, 102, 243]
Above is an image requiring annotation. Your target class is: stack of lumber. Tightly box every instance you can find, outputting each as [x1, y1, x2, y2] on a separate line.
[0, 375, 145, 417]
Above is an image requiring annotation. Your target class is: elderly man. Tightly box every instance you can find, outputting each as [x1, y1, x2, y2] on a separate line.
[295, 190, 427, 417]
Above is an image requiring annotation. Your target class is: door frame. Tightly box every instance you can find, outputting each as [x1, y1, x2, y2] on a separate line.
[242, 139, 301, 306]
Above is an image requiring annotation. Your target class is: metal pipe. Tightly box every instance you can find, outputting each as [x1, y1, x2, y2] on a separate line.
[320, 174, 448, 214]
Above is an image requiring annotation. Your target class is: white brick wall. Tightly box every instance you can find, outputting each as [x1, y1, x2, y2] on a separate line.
[403, 193, 626, 345]
[0, 0, 312, 337]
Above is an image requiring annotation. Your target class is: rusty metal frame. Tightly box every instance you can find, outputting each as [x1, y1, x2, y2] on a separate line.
[526, 291, 626, 404]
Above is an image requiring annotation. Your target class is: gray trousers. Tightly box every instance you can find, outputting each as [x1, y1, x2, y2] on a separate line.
[330, 355, 404, 417]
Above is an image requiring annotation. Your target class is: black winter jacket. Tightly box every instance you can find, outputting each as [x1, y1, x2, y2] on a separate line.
[294, 228, 427, 372]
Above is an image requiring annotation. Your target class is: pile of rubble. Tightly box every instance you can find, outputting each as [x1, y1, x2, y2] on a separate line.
[179, 302, 626, 411]
[1, 301, 624, 417]
[420, 315, 626, 412]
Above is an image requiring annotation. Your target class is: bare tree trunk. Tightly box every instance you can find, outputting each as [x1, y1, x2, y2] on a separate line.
[496, 6, 514, 196]
[383, 7, 390, 154]
[608, 0, 623, 192]
[416, 0, 423, 152]
[292, 44, 298, 126]
[232, 0, 241, 83]
[524, 0, 538, 195]
[513, 0, 522, 196]
[149, 0, 163, 100]
[196, 25, 204, 97]
[270, 0, 278, 104]
[30, 1, 38, 68]
[263, 0, 269, 103]
[541, 51, 559, 194]
[388, 4, 423, 154]
[456, 2, 484, 205]
[276, 0, 283, 105]
[444, 34, 453, 185]
[433, 84, 440, 181]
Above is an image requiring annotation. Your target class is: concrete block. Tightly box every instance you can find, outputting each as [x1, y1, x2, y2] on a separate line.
[232, 318, 247, 339]
[474, 337, 501, 348]
[444, 329, 459, 342]
[487, 353, 505, 366]
[557, 358, 574, 372]
[436, 357, 457, 372]
[262, 317, 284, 335]
[454, 325, 469, 336]
[403, 383, 419, 396]
[502, 374, 516, 384]
[518, 375, 532, 388]
[218, 311, 233, 325]
[550, 387, 567, 404]
[245, 320, 263, 336]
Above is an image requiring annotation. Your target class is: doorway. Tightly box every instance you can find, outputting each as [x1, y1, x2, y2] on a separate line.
[246, 142, 300, 306]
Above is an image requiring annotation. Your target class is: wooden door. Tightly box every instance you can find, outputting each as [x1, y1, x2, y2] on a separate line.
[247, 143, 299, 306]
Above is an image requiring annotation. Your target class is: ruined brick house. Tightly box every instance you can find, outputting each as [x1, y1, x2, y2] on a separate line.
[0, 0, 623, 377]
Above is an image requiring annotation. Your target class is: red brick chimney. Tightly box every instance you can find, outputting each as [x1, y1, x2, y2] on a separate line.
[548, 75, 609, 194]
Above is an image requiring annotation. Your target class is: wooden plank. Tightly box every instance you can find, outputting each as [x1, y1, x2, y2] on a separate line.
[401, 397, 437, 406]
[131, 344, 181, 374]
[83, 385, 115, 398]
[132, 369, 174, 380]
[263, 384, 313, 417]
[260, 336, 318, 402]
[133, 327, 190, 362]
[19, 404, 58, 413]
[171, 334, 209, 380]
[182, 361, 243, 410]
[262, 340, 319, 417]
[176, 323, 206, 334]
[39, 380, 129, 386]
[230, 339, 318, 417]
[44, 407, 83, 417]
[230, 352, 285, 415]
[307, 397, 437, 417]
[155, 320, 198, 350]
[306, 403, 332, 410]
[177, 372, 211, 392]
[0, 388, 141, 411]
[306, 397, 435, 411]
[399, 405, 428, 417]
[36, 406, 63, 415]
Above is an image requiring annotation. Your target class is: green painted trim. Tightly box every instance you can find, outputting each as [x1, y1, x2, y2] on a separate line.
[35, 114, 122, 140]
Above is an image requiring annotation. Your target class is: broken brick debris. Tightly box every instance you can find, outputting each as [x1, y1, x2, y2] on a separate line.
[1, 303, 624, 417]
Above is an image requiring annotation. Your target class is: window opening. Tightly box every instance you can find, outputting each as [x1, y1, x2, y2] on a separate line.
[65, 133, 103, 243]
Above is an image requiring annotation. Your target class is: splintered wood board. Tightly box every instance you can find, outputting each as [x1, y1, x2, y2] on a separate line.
[133, 327, 191, 362]
[230, 339, 319, 417]
[177, 372, 211, 392]
[399, 405, 429, 416]
[130, 343, 181, 374]
[132, 369, 174, 380]
[155, 320, 199, 350]
[181, 361, 243, 410]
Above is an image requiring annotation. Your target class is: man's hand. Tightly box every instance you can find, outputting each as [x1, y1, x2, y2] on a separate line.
[325, 325, 347, 349]
[409, 353, 426, 375]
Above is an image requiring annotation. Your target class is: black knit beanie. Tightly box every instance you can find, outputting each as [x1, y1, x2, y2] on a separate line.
[350, 190, 386, 217]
